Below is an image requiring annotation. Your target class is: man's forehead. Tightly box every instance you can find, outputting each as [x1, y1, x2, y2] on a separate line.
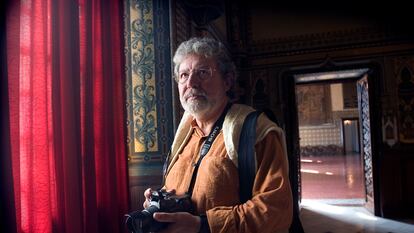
[179, 55, 216, 70]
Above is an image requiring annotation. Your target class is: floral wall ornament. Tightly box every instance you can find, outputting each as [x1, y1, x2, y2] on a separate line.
[125, 0, 174, 163]
[130, 0, 158, 153]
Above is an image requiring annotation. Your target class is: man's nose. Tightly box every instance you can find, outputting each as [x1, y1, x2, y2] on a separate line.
[186, 72, 200, 87]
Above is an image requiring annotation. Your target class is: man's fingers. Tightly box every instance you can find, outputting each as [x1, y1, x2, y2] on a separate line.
[144, 188, 152, 198]
[153, 212, 175, 222]
[165, 188, 176, 194]
[143, 188, 153, 208]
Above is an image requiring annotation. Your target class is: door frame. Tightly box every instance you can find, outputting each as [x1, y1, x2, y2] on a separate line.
[280, 60, 383, 216]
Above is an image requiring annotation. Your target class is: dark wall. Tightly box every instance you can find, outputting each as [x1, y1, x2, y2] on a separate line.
[230, 2, 414, 219]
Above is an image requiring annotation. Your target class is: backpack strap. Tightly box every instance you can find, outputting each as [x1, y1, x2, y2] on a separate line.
[238, 110, 261, 203]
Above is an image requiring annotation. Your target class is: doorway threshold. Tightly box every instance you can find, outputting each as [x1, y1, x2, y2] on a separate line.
[302, 198, 365, 206]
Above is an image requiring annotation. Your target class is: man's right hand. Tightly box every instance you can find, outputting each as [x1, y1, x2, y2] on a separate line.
[143, 188, 177, 209]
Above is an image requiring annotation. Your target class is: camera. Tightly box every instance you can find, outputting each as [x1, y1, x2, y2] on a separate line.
[124, 189, 193, 233]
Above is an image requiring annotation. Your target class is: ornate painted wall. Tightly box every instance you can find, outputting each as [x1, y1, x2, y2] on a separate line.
[124, 0, 173, 210]
[296, 84, 333, 126]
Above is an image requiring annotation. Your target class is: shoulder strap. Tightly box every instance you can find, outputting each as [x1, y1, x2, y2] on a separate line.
[238, 110, 261, 203]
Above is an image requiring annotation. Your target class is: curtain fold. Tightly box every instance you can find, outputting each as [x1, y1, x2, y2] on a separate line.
[1, 1, 17, 233]
[3, 0, 130, 232]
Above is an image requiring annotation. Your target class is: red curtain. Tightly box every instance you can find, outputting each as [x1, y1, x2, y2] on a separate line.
[3, 0, 130, 232]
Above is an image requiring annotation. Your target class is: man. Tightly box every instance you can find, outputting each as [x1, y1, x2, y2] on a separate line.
[143, 37, 293, 233]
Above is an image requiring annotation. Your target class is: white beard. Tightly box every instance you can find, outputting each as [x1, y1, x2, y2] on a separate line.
[181, 96, 214, 116]
[180, 89, 215, 116]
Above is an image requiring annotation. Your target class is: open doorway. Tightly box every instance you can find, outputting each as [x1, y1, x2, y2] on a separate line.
[295, 70, 366, 206]
[342, 118, 360, 154]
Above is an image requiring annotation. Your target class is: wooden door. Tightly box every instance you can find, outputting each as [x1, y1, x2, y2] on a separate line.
[357, 74, 376, 214]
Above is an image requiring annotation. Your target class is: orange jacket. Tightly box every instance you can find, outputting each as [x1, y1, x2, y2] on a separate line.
[164, 104, 293, 233]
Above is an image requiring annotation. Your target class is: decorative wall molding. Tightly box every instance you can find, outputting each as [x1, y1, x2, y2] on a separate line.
[246, 26, 412, 58]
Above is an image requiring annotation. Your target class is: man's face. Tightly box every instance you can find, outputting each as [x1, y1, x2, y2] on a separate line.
[177, 54, 230, 117]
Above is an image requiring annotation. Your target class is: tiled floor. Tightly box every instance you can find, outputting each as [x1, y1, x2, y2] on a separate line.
[300, 200, 414, 233]
[299, 154, 414, 233]
[301, 154, 364, 200]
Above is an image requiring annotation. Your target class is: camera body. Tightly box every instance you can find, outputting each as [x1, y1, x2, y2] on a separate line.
[125, 190, 193, 233]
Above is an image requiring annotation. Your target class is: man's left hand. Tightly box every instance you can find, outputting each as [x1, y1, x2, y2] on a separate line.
[153, 212, 201, 233]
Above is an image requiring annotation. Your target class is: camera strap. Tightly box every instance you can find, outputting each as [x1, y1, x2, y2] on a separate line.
[186, 102, 232, 196]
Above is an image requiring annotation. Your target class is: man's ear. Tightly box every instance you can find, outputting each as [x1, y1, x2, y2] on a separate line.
[224, 72, 235, 92]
